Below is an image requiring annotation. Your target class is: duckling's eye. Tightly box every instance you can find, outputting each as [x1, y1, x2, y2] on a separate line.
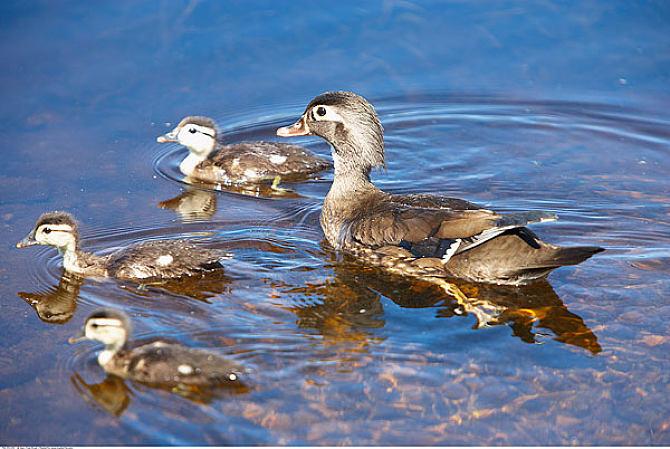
[43, 228, 52, 234]
[90, 323, 98, 329]
[189, 128, 197, 134]
[316, 106, 326, 117]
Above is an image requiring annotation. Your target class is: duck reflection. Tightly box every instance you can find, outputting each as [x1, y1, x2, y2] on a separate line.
[120, 268, 233, 303]
[18, 268, 233, 325]
[280, 276, 385, 345]
[158, 187, 218, 221]
[159, 182, 303, 211]
[284, 256, 601, 354]
[18, 273, 83, 324]
[71, 372, 131, 416]
[71, 371, 250, 415]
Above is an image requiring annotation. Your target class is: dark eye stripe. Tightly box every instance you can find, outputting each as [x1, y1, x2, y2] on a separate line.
[188, 127, 214, 138]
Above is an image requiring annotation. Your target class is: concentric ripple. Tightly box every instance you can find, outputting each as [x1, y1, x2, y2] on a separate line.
[5, 93, 670, 445]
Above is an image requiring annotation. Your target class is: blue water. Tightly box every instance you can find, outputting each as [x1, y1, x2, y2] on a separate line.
[1, 1, 669, 445]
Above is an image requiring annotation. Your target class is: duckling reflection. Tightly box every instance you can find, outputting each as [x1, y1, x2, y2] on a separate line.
[18, 273, 82, 324]
[71, 372, 131, 416]
[284, 254, 600, 354]
[121, 267, 233, 303]
[158, 187, 218, 221]
[69, 309, 250, 402]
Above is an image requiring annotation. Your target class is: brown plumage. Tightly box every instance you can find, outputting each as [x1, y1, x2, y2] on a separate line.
[193, 141, 331, 184]
[72, 309, 245, 389]
[157, 115, 331, 185]
[16, 211, 230, 281]
[277, 91, 604, 286]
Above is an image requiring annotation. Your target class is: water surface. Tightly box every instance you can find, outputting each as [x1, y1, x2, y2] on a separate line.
[1, 1, 669, 445]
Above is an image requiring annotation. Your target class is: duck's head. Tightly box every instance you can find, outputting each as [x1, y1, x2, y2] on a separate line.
[69, 308, 131, 348]
[16, 211, 79, 251]
[277, 91, 384, 176]
[157, 116, 218, 157]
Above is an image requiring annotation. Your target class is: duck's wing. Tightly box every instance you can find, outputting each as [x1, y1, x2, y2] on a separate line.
[125, 342, 244, 387]
[392, 193, 483, 211]
[106, 240, 230, 280]
[342, 196, 557, 261]
[210, 142, 331, 181]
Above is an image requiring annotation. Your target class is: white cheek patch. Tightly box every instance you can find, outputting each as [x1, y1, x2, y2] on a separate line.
[38, 225, 75, 247]
[269, 154, 287, 164]
[178, 124, 216, 154]
[157, 255, 174, 266]
[312, 105, 345, 123]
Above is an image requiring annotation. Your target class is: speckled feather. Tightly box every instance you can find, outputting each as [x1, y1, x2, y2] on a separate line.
[192, 141, 331, 184]
[103, 341, 243, 387]
[103, 240, 229, 280]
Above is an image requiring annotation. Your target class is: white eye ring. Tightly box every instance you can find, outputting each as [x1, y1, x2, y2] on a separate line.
[311, 105, 344, 123]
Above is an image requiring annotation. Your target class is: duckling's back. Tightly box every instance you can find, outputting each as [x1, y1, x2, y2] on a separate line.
[206, 141, 331, 183]
[111, 341, 244, 387]
[105, 240, 229, 280]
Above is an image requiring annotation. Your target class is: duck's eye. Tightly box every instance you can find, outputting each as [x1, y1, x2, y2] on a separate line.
[90, 323, 98, 329]
[316, 106, 327, 117]
[43, 228, 51, 234]
[189, 128, 197, 134]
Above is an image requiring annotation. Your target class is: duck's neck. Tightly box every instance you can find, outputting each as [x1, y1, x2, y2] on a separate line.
[98, 340, 125, 367]
[59, 241, 99, 275]
[180, 152, 206, 176]
[180, 142, 216, 176]
[326, 144, 378, 201]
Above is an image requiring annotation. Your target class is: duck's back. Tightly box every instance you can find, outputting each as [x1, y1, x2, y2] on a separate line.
[105, 240, 228, 280]
[198, 141, 331, 184]
[110, 341, 243, 387]
[326, 190, 602, 285]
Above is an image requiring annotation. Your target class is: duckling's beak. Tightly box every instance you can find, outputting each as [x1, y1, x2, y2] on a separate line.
[68, 329, 87, 344]
[16, 232, 37, 248]
[156, 129, 179, 143]
[277, 116, 310, 137]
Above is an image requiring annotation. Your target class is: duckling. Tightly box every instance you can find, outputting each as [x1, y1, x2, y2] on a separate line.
[156, 115, 331, 189]
[69, 309, 244, 388]
[277, 91, 604, 286]
[16, 211, 230, 280]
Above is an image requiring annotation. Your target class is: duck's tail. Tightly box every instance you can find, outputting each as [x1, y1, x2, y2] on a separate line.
[535, 245, 605, 268]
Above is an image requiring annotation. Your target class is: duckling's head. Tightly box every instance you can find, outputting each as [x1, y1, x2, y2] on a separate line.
[157, 116, 218, 157]
[70, 308, 131, 348]
[277, 91, 384, 176]
[16, 211, 79, 251]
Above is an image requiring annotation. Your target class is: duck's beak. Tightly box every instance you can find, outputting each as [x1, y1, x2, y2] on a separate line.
[16, 232, 37, 249]
[277, 116, 310, 137]
[156, 129, 179, 143]
[68, 329, 87, 344]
